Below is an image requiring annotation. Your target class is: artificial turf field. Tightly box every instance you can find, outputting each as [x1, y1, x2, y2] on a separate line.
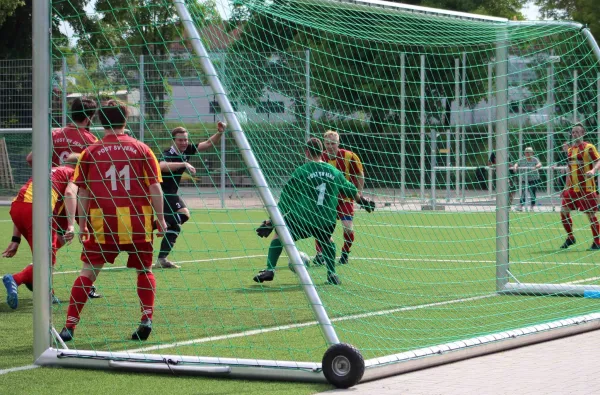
[1, 205, 600, 394]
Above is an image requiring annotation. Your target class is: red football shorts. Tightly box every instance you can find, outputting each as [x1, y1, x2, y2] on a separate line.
[337, 201, 355, 221]
[81, 241, 154, 270]
[561, 190, 599, 213]
[10, 201, 58, 265]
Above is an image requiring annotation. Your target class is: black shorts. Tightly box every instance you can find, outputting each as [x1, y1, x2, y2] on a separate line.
[164, 194, 187, 215]
[285, 216, 335, 243]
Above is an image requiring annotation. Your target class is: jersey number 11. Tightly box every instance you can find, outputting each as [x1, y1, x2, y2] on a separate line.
[105, 165, 131, 191]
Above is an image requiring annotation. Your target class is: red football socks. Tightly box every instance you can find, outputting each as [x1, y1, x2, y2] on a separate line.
[137, 272, 156, 321]
[65, 276, 94, 329]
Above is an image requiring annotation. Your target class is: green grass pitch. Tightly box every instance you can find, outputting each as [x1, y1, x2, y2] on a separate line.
[1, 206, 600, 394]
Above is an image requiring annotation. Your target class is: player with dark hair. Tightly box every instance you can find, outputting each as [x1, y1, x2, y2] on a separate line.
[253, 138, 375, 285]
[58, 100, 167, 342]
[154, 122, 226, 269]
[314, 130, 364, 266]
[26, 97, 100, 273]
[2, 153, 81, 309]
[26, 97, 99, 166]
[560, 123, 600, 250]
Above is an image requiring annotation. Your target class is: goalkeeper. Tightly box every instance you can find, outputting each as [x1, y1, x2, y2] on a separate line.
[253, 138, 375, 285]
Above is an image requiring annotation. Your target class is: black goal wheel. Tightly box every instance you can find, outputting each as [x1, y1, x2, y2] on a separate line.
[322, 343, 365, 388]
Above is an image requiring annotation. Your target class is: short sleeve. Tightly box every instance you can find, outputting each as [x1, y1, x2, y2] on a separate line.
[185, 143, 199, 155]
[72, 149, 89, 189]
[143, 146, 162, 186]
[350, 152, 364, 175]
[588, 144, 600, 162]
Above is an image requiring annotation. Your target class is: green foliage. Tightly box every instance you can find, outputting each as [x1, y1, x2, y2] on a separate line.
[0, 0, 23, 28]
[59, 0, 222, 120]
[536, 0, 600, 40]
[408, 0, 526, 19]
[227, 0, 496, 131]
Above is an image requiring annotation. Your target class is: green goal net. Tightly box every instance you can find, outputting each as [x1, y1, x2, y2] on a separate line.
[22, 0, 600, 387]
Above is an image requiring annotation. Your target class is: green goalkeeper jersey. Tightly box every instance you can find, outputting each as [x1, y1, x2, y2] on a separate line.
[278, 161, 358, 228]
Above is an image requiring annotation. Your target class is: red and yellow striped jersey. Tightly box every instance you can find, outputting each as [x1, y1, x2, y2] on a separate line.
[567, 141, 600, 193]
[13, 165, 75, 215]
[322, 148, 363, 202]
[51, 124, 98, 166]
[73, 134, 161, 245]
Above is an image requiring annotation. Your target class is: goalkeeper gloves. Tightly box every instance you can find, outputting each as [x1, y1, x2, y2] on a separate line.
[357, 196, 375, 213]
[256, 220, 274, 238]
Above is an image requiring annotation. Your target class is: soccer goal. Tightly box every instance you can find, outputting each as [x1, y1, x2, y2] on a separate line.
[31, 0, 600, 388]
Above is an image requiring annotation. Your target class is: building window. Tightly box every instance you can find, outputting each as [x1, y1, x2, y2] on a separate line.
[256, 101, 285, 114]
[210, 101, 237, 113]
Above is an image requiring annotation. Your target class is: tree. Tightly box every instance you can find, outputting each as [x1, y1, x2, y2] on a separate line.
[74, 0, 222, 122]
[0, 0, 24, 32]
[226, 0, 512, 130]
[535, 0, 600, 40]
[0, 0, 97, 127]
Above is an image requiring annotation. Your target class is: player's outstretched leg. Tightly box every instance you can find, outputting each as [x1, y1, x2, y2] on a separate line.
[2, 274, 18, 309]
[132, 271, 156, 341]
[253, 238, 282, 283]
[340, 220, 354, 265]
[2, 263, 35, 309]
[60, 275, 95, 342]
[587, 213, 600, 251]
[155, 215, 184, 269]
[321, 239, 340, 285]
[560, 212, 575, 249]
[313, 240, 325, 266]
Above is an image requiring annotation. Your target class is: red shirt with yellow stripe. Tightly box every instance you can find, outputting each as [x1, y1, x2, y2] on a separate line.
[322, 148, 364, 203]
[73, 134, 162, 245]
[13, 165, 75, 220]
[567, 141, 600, 193]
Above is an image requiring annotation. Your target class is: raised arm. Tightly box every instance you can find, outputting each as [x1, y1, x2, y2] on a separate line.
[196, 121, 226, 152]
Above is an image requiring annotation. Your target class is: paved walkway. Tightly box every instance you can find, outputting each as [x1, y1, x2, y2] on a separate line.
[320, 329, 600, 394]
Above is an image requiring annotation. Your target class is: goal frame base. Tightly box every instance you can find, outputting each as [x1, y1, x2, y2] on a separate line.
[35, 312, 600, 384]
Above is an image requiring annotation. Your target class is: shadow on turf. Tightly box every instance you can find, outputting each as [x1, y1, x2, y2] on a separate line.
[0, 298, 32, 312]
[239, 284, 304, 293]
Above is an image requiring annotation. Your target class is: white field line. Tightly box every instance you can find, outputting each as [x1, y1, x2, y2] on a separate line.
[4, 270, 600, 375]
[0, 364, 38, 375]
[128, 272, 600, 355]
[53, 255, 600, 276]
[128, 294, 496, 353]
[0, 284, 496, 373]
[53, 255, 267, 275]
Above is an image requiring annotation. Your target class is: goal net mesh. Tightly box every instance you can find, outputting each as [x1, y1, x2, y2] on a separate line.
[35, 0, 600, 378]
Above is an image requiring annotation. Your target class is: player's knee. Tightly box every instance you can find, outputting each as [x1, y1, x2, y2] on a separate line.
[166, 215, 181, 234]
[167, 222, 181, 235]
[178, 212, 190, 225]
